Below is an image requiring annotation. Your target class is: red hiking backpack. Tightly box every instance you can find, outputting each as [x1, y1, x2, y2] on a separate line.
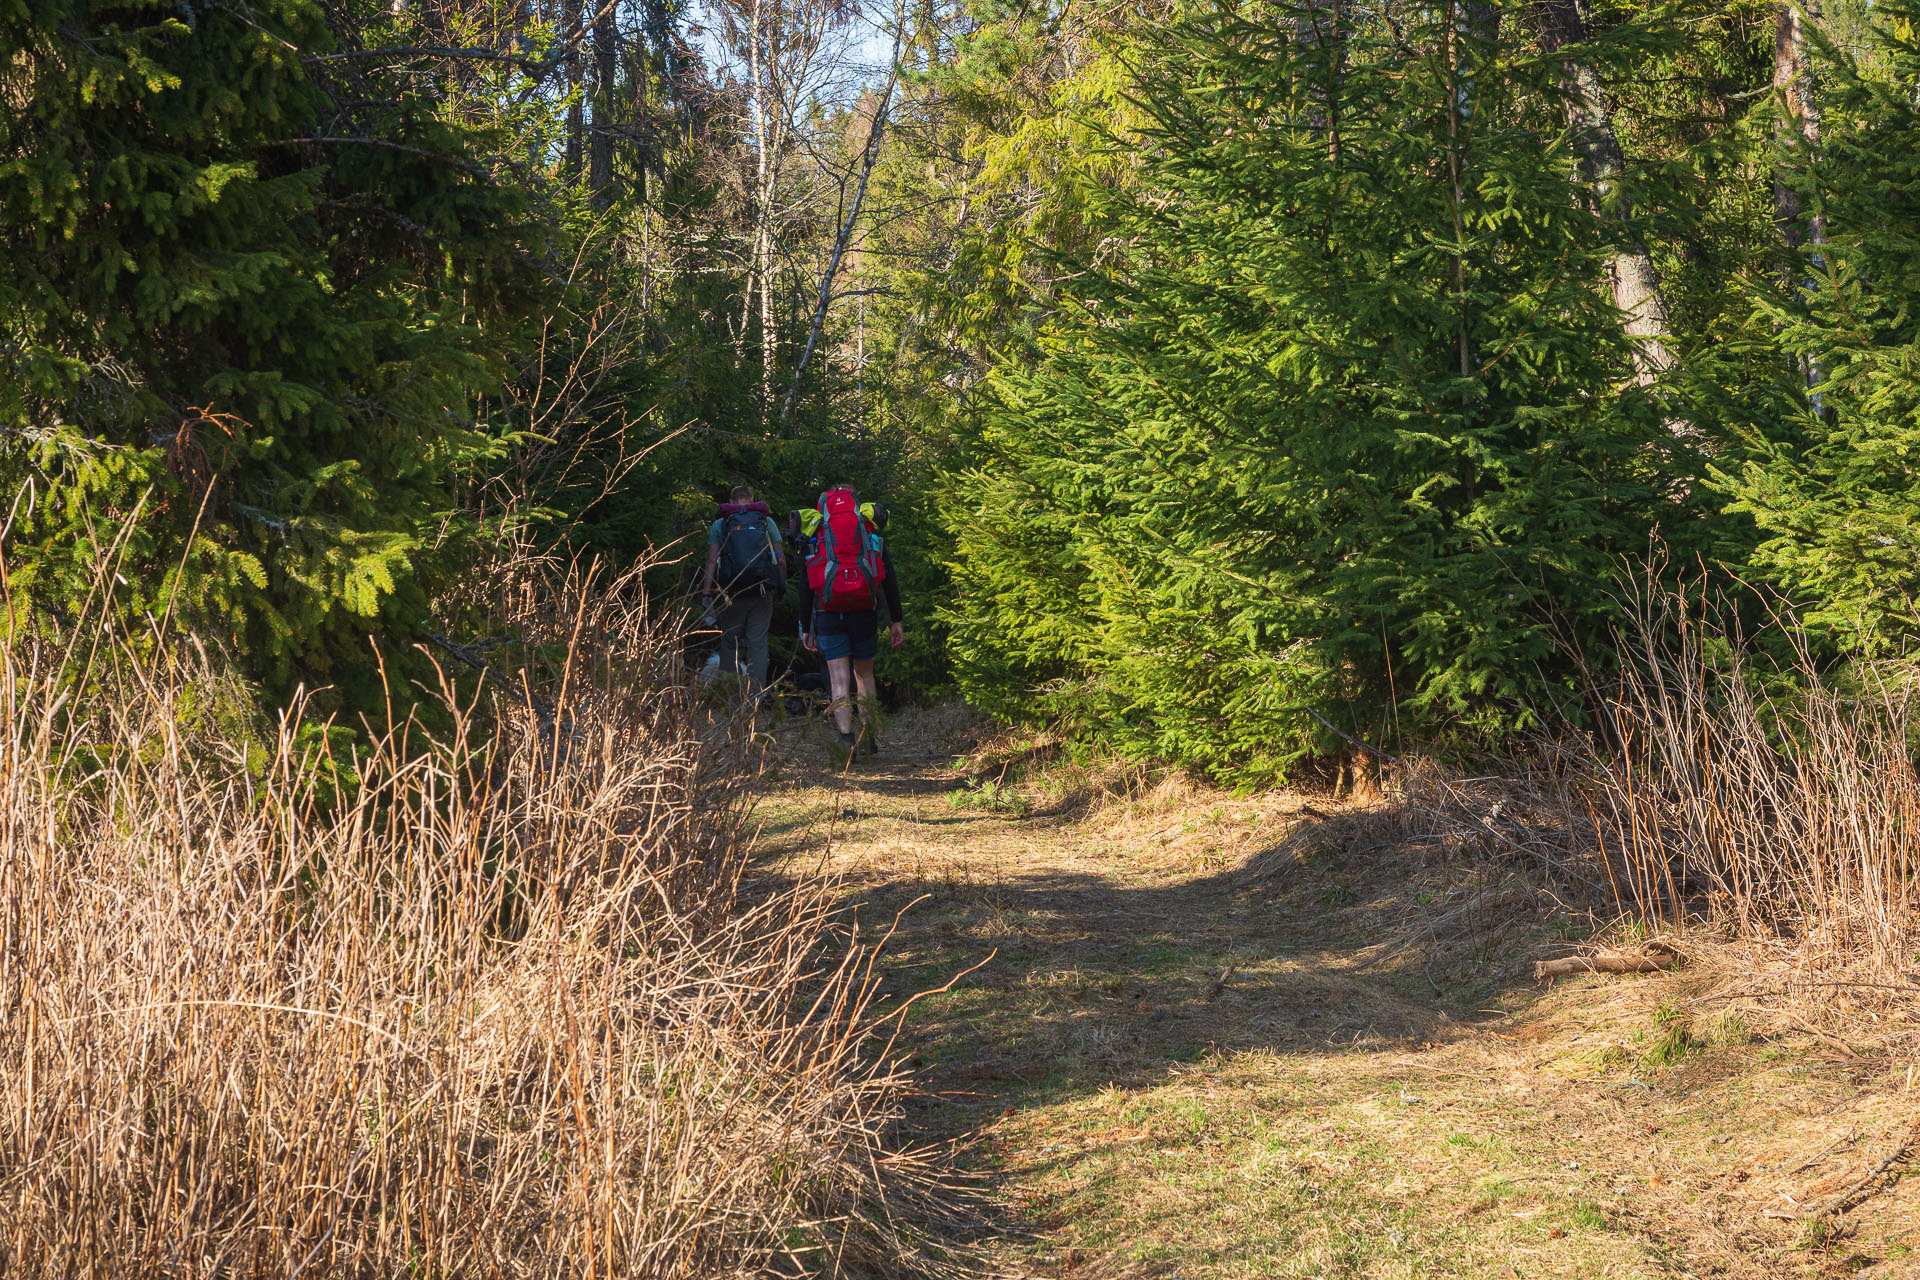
[805, 488, 885, 613]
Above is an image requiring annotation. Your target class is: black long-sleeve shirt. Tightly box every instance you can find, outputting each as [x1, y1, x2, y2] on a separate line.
[798, 548, 902, 626]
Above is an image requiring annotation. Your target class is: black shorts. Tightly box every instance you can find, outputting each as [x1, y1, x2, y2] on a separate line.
[815, 610, 878, 661]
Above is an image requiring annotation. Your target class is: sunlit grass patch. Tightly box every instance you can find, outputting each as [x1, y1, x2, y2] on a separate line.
[946, 777, 1029, 814]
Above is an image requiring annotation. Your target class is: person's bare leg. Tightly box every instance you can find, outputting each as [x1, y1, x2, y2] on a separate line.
[826, 656, 855, 735]
[852, 657, 878, 744]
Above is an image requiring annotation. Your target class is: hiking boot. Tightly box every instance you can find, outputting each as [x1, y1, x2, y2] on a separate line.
[838, 729, 858, 757]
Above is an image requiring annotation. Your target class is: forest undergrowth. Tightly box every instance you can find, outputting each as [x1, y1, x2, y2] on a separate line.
[0, 557, 971, 1279]
[7, 548, 1920, 1277]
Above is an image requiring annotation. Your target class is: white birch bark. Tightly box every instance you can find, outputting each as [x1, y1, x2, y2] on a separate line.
[778, 46, 902, 429]
[747, 0, 774, 419]
[1537, 0, 1674, 386]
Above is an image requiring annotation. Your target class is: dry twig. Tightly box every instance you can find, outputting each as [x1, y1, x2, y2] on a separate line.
[1767, 1118, 1920, 1221]
[0, 553, 969, 1279]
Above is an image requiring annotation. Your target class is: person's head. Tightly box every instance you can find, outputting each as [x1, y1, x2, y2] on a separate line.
[729, 484, 755, 503]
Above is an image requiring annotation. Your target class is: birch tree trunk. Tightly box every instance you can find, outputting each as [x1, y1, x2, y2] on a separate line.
[747, 0, 775, 421]
[725, 0, 842, 425]
[779, 60, 900, 429]
[1535, 0, 1674, 386]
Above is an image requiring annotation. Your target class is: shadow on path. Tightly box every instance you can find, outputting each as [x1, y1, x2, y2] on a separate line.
[760, 718, 1553, 1138]
[754, 708, 1917, 1280]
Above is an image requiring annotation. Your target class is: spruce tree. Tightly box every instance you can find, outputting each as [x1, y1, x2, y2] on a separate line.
[1722, 1, 1920, 650]
[0, 0, 537, 698]
[947, 0, 1704, 779]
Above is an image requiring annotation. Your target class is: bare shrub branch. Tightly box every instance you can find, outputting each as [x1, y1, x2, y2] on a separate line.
[0, 555, 967, 1277]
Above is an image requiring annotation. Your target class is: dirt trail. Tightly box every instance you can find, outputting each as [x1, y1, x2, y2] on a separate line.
[761, 706, 1920, 1279]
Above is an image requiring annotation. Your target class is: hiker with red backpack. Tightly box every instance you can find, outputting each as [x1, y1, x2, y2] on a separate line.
[798, 486, 903, 755]
[702, 485, 786, 698]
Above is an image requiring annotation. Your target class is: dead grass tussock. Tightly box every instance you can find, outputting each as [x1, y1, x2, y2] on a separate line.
[1586, 584, 1920, 1057]
[1225, 749, 1591, 880]
[885, 699, 993, 765]
[0, 556, 968, 1279]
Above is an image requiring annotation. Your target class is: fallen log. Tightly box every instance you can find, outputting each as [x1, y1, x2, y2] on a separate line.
[1533, 952, 1679, 981]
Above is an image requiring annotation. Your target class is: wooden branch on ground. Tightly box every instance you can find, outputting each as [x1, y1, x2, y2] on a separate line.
[1533, 951, 1679, 980]
[1766, 1118, 1920, 1221]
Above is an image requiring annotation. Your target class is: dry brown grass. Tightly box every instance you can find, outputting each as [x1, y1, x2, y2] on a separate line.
[760, 701, 1920, 1275]
[1585, 588, 1920, 1047]
[0, 557, 963, 1278]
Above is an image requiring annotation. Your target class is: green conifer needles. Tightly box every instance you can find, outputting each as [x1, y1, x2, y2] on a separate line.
[947, 2, 1696, 780]
[1724, 1, 1920, 650]
[0, 0, 537, 693]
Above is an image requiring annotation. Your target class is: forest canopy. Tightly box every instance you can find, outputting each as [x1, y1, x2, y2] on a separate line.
[934, 0, 1920, 779]
[5, 0, 1920, 776]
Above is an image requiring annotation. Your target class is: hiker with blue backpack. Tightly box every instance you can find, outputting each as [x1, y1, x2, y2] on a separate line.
[702, 485, 785, 698]
[798, 485, 903, 755]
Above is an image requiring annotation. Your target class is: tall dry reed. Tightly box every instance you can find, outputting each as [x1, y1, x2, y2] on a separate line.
[1588, 586, 1920, 978]
[0, 557, 958, 1277]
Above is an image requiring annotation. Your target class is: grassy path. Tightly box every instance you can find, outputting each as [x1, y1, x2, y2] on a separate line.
[760, 706, 1920, 1279]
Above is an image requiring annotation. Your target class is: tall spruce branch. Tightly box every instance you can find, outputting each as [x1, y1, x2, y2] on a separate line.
[306, 45, 550, 67]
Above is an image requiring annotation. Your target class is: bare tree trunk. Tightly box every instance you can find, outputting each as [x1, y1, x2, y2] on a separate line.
[1443, 0, 1500, 391]
[1295, 0, 1347, 160]
[589, 0, 617, 208]
[779, 62, 901, 429]
[1536, 0, 1674, 386]
[747, 0, 775, 422]
[725, 0, 839, 426]
[757, 220, 775, 421]
[562, 0, 583, 183]
[630, 19, 649, 206]
[1773, 1, 1824, 249]
[1445, 0, 1471, 387]
[1774, 0, 1827, 397]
